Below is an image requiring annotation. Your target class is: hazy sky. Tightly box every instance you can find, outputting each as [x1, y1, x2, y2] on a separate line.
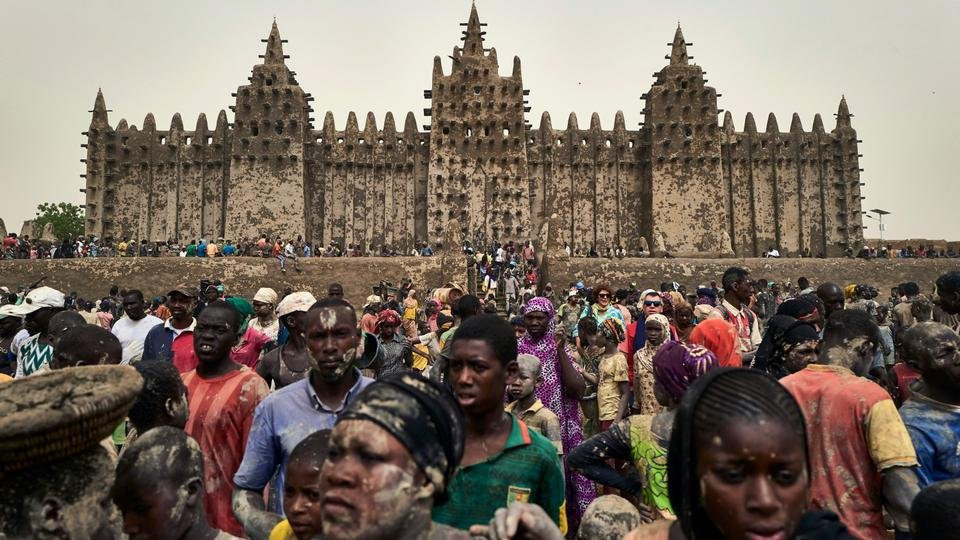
[1, 0, 956, 240]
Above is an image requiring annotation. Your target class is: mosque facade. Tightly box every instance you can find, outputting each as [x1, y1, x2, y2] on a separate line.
[82, 5, 864, 257]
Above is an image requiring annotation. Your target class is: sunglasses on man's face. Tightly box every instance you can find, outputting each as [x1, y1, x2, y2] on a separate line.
[596, 293, 610, 299]
[644, 301, 662, 307]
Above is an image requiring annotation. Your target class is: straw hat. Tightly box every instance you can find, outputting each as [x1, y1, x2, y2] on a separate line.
[0, 365, 142, 473]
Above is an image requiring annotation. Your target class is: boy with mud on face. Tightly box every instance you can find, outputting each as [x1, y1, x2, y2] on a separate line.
[269, 430, 331, 540]
[436, 314, 567, 535]
[321, 373, 468, 540]
[112, 426, 241, 540]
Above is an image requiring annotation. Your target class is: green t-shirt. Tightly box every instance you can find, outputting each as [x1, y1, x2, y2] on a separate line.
[186, 244, 198, 257]
[432, 416, 567, 534]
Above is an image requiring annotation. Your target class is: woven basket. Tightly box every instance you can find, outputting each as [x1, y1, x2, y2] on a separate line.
[0, 365, 143, 473]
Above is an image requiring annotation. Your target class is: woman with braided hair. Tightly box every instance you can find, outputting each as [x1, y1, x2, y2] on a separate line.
[625, 368, 852, 539]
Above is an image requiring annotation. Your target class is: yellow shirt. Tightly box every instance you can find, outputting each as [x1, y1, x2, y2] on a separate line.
[597, 352, 629, 421]
[268, 519, 296, 540]
[403, 299, 419, 320]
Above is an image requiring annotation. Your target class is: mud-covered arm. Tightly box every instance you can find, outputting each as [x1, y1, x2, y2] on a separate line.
[566, 419, 642, 495]
[231, 488, 282, 540]
[883, 466, 921, 532]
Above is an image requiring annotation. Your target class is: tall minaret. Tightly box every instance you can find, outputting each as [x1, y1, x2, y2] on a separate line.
[643, 25, 730, 255]
[426, 3, 530, 247]
[225, 20, 312, 241]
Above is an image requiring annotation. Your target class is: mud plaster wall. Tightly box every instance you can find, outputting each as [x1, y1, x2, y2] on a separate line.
[0, 257, 445, 310]
[2, 258, 955, 308]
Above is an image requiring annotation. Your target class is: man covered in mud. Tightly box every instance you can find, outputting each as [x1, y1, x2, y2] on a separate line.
[781, 309, 920, 538]
[899, 322, 960, 487]
[233, 297, 373, 538]
[182, 301, 269, 536]
[255, 291, 317, 389]
[321, 372, 469, 539]
[113, 426, 241, 539]
[0, 365, 141, 539]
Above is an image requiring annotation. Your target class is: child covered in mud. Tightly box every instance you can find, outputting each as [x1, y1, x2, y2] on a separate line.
[269, 430, 330, 540]
[506, 354, 564, 453]
[112, 426, 241, 539]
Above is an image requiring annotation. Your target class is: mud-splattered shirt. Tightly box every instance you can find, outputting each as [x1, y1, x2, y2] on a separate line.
[233, 369, 372, 514]
[433, 417, 567, 534]
[900, 392, 960, 488]
[505, 398, 563, 453]
[781, 364, 918, 540]
[183, 366, 269, 536]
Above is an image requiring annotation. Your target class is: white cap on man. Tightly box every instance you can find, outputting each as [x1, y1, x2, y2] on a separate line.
[9, 286, 65, 316]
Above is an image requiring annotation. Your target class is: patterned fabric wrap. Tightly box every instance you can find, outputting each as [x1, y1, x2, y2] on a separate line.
[518, 296, 596, 526]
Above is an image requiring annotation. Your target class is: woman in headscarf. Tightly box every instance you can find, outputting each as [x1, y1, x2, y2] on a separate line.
[569, 341, 719, 523]
[673, 302, 695, 344]
[751, 315, 821, 379]
[633, 314, 671, 415]
[625, 369, 852, 539]
[518, 297, 596, 528]
[320, 372, 469, 540]
[688, 319, 741, 367]
[226, 296, 273, 369]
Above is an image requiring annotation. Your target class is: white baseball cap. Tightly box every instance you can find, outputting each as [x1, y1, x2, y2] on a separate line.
[0, 304, 24, 320]
[9, 286, 65, 315]
[277, 291, 317, 317]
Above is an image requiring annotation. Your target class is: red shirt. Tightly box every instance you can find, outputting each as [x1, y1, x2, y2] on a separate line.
[172, 331, 199, 373]
[182, 367, 269, 535]
[781, 365, 917, 539]
[230, 327, 272, 369]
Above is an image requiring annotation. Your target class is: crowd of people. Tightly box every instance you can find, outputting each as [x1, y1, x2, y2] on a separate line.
[1, 232, 442, 261]
[1, 266, 960, 540]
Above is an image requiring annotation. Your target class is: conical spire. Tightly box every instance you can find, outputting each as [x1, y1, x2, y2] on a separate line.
[669, 25, 689, 66]
[789, 113, 804, 133]
[461, 2, 485, 57]
[89, 88, 110, 129]
[836, 95, 852, 128]
[262, 20, 286, 65]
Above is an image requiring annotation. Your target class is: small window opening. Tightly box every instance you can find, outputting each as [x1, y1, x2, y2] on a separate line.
[185, 137, 192, 145]
[466, 127, 473, 137]
[159, 136, 166, 144]
[684, 126, 693, 138]
[680, 80, 688, 89]
[502, 127, 509, 137]
[442, 126, 450, 135]
[605, 139, 611, 147]
[251, 126, 259, 136]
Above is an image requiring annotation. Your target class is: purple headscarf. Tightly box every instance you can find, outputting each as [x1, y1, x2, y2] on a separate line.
[518, 297, 558, 364]
[652, 340, 719, 402]
[517, 297, 596, 525]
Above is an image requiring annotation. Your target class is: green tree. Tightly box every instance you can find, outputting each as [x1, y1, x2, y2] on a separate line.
[34, 202, 85, 241]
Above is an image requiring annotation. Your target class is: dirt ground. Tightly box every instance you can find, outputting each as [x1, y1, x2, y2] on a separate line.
[1, 256, 956, 304]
